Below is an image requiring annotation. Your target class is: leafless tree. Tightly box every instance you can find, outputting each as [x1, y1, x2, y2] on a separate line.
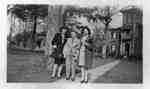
[92, 5, 120, 58]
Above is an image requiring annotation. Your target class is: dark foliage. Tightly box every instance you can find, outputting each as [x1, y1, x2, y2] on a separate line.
[9, 5, 48, 21]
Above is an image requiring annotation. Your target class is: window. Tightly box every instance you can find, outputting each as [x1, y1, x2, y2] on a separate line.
[66, 12, 70, 16]
[113, 33, 116, 39]
[126, 13, 128, 24]
[111, 32, 113, 39]
[128, 14, 131, 24]
[123, 14, 127, 24]
[112, 45, 116, 52]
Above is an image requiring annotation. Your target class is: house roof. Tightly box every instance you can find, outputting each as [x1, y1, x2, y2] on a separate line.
[120, 6, 142, 14]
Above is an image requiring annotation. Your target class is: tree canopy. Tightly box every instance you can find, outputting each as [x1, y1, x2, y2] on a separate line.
[89, 5, 120, 33]
[8, 4, 48, 21]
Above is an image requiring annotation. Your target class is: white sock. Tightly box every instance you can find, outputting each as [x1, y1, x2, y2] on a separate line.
[85, 70, 88, 81]
[81, 67, 85, 81]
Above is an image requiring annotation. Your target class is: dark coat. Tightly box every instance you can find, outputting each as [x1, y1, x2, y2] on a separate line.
[51, 33, 67, 57]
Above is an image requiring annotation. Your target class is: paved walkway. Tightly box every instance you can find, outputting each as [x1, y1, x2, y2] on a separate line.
[55, 60, 121, 83]
[8, 48, 142, 83]
[7, 48, 118, 82]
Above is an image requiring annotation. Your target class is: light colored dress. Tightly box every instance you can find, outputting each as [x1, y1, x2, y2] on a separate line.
[63, 37, 80, 78]
[63, 38, 80, 63]
[79, 36, 93, 69]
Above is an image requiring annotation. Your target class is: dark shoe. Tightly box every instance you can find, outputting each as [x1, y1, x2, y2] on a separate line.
[80, 80, 84, 83]
[84, 80, 88, 83]
[66, 77, 70, 80]
[71, 78, 75, 81]
[51, 76, 55, 79]
[57, 76, 61, 79]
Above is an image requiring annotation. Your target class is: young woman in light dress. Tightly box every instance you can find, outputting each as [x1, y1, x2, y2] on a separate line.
[78, 26, 93, 83]
[63, 30, 80, 81]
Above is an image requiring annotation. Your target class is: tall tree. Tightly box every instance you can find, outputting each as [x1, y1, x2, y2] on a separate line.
[92, 5, 119, 58]
[94, 6, 119, 34]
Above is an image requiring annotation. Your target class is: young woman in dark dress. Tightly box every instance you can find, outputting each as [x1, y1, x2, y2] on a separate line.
[51, 26, 69, 78]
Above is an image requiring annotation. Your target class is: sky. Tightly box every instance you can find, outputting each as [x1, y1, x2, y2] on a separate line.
[109, 12, 123, 28]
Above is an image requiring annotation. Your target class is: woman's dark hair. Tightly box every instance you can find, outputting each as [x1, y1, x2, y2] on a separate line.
[81, 26, 91, 35]
[59, 26, 71, 38]
[59, 26, 69, 33]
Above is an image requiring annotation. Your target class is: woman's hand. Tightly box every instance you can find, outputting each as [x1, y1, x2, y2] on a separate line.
[53, 45, 57, 48]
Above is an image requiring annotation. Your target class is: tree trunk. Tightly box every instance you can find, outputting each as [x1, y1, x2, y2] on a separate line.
[102, 23, 109, 58]
[102, 45, 107, 58]
[31, 16, 37, 49]
[33, 16, 37, 35]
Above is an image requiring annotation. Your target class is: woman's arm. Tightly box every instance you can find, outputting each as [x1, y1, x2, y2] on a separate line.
[51, 33, 59, 47]
[84, 37, 93, 51]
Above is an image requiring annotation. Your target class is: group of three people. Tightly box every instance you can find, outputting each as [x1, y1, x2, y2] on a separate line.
[50, 25, 92, 83]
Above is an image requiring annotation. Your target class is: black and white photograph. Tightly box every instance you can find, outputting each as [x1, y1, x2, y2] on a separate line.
[6, 1, 143, 84]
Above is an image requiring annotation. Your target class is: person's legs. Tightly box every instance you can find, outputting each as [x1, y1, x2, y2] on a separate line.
[66, 64, 71, 79]
[66, 56, 71, 79]
[57, 64, 63, 77]
[80, 66, 85, 82]
[47, 57, 54, 73]
[84, 69, 88, 83]
[71, 62, 75, 81]
[52, 64, 58, 77]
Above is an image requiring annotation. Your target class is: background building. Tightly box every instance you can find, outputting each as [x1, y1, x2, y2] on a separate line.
[107, 27, 121, 58]
[120, 6, 143, 59]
